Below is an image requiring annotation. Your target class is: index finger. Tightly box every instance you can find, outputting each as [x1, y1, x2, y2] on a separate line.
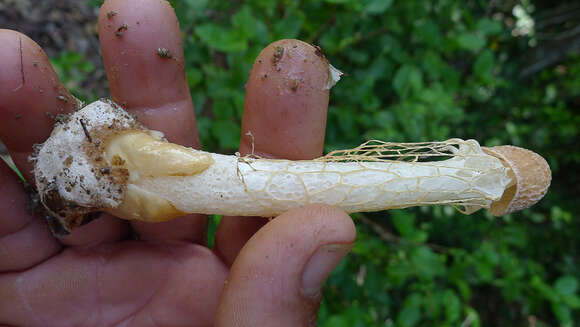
[214, 39, 334, 265]
[98, 0, 199, 148]
[0, 30, 80, 181]
[98, 0, 206, 242]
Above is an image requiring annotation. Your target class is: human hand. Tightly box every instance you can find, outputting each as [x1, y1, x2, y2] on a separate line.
[0, 0, 355, 326]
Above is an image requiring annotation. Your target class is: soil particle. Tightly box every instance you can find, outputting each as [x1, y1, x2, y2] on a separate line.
[314, 45, 326, 60]
[291, 79, 299, 91]
[79, 119, 92, 143]
[63, 155, 73, 167]
[23, 182, 44, 216]
[115, 24, 128, 37]
[45, 112, 71, 124]
[272, 46, 284, 64]
[111, 155, 126, 166]
[157, 47, 173, 59]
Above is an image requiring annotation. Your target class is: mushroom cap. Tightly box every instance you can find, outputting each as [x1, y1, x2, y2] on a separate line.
[483, 145, 551, 216]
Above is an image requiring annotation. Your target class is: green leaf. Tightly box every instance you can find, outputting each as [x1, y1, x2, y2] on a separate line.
[455, 32, 486, 52]
[455, 279, 472, 301]
[391, 210, 427, 243]
[87, 0, 104, 8]
[196, 23, 247, 52]
[196, 116, 212, 145]
[443, 289, 461, 322]
[473, 50, 495, 83]
[555, 275, 578, 296]
[563, 294, 580, 309]
[497, 226, 527, 248]
[380, 34, 408, 63]
[552, 302, 572, 325]
[392, 65, 423, 99]
[175, 0, 208, 27]
[206, 214, 221, 248]
[411, 246, 445, 279]
[181, 0, 208, 12]
[476, 18, 502, 36]
[324, 0, 351, 4]
[321, 315, 350, 327]
[212, 99, 235, 120]
[232, 6, 257, 39]
[531, 275, 559, 302]
[273, 12, 303, 39]
[363, 0, 393, 15]
[416, 19, 442, 47]
[392, 210, 415, 237]
[397, 293, 422, 327]
[479, 242, 500, 265]
[253, 19, 270, 44]
[211, 120, 241, 150]
[187, 68, 203, 88]
[464, 308, 482, 327]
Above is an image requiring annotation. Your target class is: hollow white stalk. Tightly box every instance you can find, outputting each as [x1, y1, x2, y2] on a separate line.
[32, 100, 551, 232]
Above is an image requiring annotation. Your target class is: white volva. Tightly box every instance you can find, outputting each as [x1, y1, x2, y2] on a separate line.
[32, 100, 551, 232]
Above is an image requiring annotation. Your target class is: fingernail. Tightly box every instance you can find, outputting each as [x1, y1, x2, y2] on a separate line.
[301, 243, 353, 297]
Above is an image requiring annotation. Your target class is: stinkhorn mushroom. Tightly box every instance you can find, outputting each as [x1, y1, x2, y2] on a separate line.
[31, 100, 551, 233]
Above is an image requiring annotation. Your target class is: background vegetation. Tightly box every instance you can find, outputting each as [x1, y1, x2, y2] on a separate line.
[17, 0, 580, 325]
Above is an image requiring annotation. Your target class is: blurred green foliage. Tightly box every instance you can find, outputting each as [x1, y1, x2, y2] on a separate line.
[50, 51, 97, 101]
[72, 0, 580, 325]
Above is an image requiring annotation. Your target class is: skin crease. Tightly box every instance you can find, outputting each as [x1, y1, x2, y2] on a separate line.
[0, 0, 356, 326]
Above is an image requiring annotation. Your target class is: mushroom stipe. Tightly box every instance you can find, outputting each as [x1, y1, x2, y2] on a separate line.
[32, 99, 550, 233]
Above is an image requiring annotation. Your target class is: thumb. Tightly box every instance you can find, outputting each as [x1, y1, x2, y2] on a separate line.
[215, 205, 356, 327]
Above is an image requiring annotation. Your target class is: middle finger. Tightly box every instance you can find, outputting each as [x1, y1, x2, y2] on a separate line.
[214, 39, 334, 265]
